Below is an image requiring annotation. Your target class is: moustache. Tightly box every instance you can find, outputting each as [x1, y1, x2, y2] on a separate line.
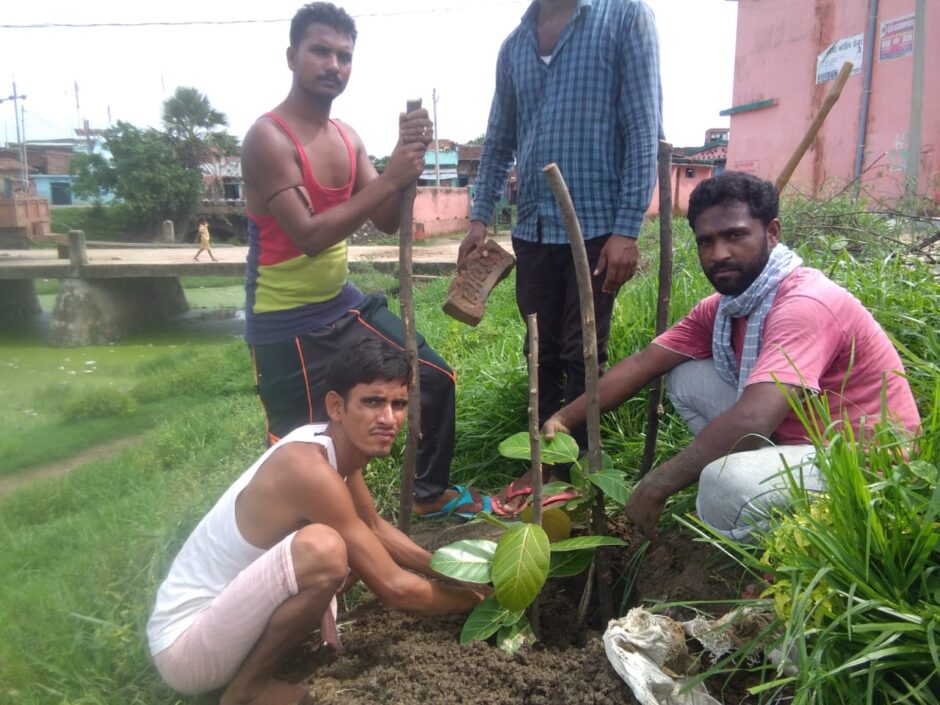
[709, 263, 742, 276]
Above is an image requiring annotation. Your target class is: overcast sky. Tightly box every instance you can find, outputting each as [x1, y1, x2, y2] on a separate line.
[0, 0, 738, 156]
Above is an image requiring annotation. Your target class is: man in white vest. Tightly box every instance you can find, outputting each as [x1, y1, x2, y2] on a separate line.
[147, 338, 485, 705]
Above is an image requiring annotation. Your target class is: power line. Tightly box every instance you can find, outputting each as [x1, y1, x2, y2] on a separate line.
[0, 2, 521, 29]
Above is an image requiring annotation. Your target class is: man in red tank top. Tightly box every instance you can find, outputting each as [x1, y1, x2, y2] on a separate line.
[241, 2, 489, 521]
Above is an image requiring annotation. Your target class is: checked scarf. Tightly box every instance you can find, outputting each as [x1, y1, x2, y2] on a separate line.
[712, 243, 802, 397]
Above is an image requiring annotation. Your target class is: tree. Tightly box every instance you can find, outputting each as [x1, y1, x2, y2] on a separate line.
[161, 87, 239, 170]
[369, 154, 390, 172]
[71, 121, 203, 231]
[466, 134, 486, 146]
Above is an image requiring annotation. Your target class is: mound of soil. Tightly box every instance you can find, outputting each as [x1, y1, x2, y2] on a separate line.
[284, 520, 754, 705]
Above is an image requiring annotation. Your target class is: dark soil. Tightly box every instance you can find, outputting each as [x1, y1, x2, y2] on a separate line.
[277, 518, 759, 705]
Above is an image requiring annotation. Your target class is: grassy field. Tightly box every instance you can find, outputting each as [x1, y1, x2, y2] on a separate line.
[1, 201, 938, 703]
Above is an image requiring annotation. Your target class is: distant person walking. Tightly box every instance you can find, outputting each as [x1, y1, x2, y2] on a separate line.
[193, 218, 218, 261]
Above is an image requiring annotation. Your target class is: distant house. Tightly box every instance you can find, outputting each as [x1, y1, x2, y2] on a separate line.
[0, 156, 33, 198]
[724, 0, 939, 202]
[647, 128, 728, 216]
[1, 131, 114, 206]
[201, 150, 244, 203]
[419, 145, 459, 187]
[456, 144, 482, 187]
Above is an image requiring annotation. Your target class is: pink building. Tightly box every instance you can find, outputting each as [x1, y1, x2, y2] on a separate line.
[647, 129, 728, 217]
[725, 0, 938, 203]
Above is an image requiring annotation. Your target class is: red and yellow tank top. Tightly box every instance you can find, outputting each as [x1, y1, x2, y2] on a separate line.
[245, 113, 364, 344]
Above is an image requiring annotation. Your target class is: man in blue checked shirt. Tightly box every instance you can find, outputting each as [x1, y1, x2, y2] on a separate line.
[459, 0, 661, 515]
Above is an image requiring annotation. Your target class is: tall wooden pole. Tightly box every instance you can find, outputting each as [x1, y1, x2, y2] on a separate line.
[397, 98, 422, 534]
[526, 312, 542, 638]
[527, 313, 543, 526]
[542, 162, 612, 623]
[775, 61, 853, 193]
[640, 141, 674, 476]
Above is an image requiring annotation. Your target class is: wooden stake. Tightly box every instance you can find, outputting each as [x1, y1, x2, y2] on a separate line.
[542, 162, 612, 623]
[526, 312, 542, 638]
[775, 61, 853, 193]
[397, 98, 422, 534]
[527, 313, 543, 526]
[640, 141, 674, 476]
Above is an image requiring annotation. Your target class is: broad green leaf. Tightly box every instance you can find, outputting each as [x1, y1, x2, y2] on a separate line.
[541, 433, 580, 465]
[550, 535, 626, 551]
[570, 461, 586, 487]
[548, 549, 593, 577]
[540, 481, 574, 497]
[587, 469, 632, 505]
[430, 540, 497, 584]
[497, 432, 580, 465]
[498, 432, 537, 460]
[460, 596, 523, 644]
[497, 616, 535, 654]
[492, 524, 551, 611]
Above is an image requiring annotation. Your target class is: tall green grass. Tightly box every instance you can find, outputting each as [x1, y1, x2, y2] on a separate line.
[681, 373, 939, 704]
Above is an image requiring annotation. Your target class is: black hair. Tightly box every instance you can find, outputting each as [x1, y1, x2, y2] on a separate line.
[325, 338, 409, 400]
[290, 2, 357, 48]
[687, 171, 779, 229]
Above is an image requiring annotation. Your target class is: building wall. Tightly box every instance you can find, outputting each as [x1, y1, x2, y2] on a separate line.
[726, 0, 939, 202]
[646, 164, 715, 217]
[413, 187, 470, 240]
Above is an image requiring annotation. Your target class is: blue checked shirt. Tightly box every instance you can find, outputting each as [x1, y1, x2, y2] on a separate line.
[471, 0, 662, 243]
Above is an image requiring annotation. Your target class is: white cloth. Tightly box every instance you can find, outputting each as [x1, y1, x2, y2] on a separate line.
[712, 243, 802, 397]
[147, 424, 337, 655]
[603, 608, 721, 705]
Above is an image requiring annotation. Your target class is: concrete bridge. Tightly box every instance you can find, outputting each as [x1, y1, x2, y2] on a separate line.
[0, 230, 480, 347]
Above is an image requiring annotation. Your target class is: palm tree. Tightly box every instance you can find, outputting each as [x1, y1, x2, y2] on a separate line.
[161, 87, 239, 170]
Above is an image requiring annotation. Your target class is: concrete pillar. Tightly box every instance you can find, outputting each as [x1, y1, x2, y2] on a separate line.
[68, 229, 88, 268]
[49, 276, 189, 347]
[0, 280, 41, 321]
[161, 220, 176, 243]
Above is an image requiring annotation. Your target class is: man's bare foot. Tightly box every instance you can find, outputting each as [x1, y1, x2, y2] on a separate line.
[220, 679, 308, 705]
[413, 485, 486, 516]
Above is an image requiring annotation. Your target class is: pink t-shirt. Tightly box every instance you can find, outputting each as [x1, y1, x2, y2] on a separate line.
[653, 267, 920, 444]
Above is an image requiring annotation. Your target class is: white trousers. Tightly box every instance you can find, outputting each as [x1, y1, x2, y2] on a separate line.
[665, 359, 824, 542]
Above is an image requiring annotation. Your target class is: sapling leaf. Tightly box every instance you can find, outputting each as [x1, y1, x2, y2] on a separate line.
[492, 524, 550, 611]
[497, 432, 534, 460]
[548, 549, 593, 577]
[540, 481, 575, 496]
[549, 536, 626, 551]
[460, 596, 523, 644]
[587, 469, 632, 505]
[541, 433, 580, 464]
[497, 615, 535, 654]
[497, 431, 580, 465]
[430, 540, 497, 584]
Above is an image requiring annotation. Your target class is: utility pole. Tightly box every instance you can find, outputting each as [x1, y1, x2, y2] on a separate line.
[432, 88, 441, 187]
[906, 0, 925, 196]
[0, 81, 29, 190]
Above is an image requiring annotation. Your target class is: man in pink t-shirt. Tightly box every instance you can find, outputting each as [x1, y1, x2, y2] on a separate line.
[543, 172, 920, 542]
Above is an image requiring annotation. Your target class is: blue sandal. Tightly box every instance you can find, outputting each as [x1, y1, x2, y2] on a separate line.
[417, 485, 492, 520]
